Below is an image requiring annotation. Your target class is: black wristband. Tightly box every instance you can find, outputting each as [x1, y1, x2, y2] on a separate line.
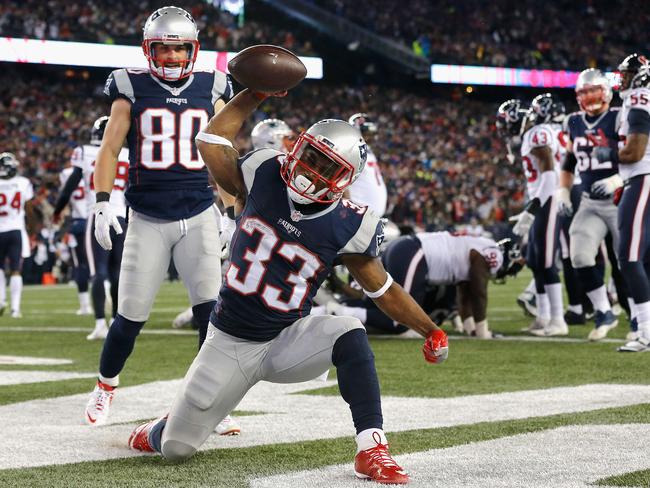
[225, 206, 235, 220]
[525, 197, 541, 216]
[96, 192, 110, 203]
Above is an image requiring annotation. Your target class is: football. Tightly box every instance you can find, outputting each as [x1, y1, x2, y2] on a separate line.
[227, 44, 307, 93]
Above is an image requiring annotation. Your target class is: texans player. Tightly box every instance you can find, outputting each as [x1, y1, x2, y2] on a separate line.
[56, 159, 91, 316]
[345, 113, 388, 216]
[590, 54, 650, 352]
[127, 88, 449, 485]
[0, 152, 33, 318]
[508, 95, 567, 336]
[54, 116, 130, 340]
[327, 232, 520, 339]
[84, 7, 233, 426]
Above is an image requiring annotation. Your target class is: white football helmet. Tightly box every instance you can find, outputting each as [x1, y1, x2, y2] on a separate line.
[142, 6, 200, 81]
[575, 68, 612, 114]
[282, 119, 368, 204]
[251, 119, 295, 151]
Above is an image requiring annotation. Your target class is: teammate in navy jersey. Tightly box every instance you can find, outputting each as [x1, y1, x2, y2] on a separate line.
[556, 68, 627, 340]
[84, 6, 234, 426]
[590, 54, 650, 352]
[127, 88, 449, 485]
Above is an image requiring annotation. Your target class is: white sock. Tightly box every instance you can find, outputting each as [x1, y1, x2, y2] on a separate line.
[9, 275, 22, 313]
[586, 285, 611, 313]
[628, 298, 638, 320]
[95, 318, 107, 330]
[545, 283, 564, 320]
[356, 428, 388, 453]
[525, 279, 536, 294]
[634, 301, 650, 336]
[0, 270, 6, 305]
[341, 306, 368, 324]
[79, 291, 90, 309]
[537, 292, 551, 320]
[567, 304, 583, 315]
[98, 374, 119, 387]
[463, 316, 476, 334]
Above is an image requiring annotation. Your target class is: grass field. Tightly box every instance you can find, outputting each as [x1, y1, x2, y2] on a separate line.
[1, 271, 649, 487]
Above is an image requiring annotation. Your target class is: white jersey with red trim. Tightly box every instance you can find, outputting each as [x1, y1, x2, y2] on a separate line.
[0, 175, 34, 232]
[346, 146, 387, 216]
[417, 231, 503, 284]
[71, 144, 129, 219]
[521, 124, 560, 198]
[59, 167, 88, 219]
[619, 87, 650, 180]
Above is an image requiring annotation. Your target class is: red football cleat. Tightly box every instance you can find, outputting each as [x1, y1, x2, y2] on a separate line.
[354, 442, 409, 484]
[128, 416, 166, 453]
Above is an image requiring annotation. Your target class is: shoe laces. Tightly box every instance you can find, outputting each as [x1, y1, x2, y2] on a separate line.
[366, 443, 401, 470]
[94, 388, 113, 412]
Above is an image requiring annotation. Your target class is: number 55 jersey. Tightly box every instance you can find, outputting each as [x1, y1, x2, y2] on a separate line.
[103, 68, 232, 220]
[213, 149, 385, 341]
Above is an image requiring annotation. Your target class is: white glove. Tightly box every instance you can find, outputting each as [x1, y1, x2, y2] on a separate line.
[555, 187, 573, 217]
[509, 210, 535, 237]
[591, 174, 624, 198]
[94, 201, 122, 251]
[219, 214, 236, 259]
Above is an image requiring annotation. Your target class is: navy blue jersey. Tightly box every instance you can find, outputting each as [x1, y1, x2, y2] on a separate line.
[104, 68, 233, 220]
[213, 149, 385, 341]
[565, 108, 621, 193]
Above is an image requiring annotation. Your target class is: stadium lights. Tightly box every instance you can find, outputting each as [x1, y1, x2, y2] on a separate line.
[431, 64, 617, 88]
[0, 37, 323, 80]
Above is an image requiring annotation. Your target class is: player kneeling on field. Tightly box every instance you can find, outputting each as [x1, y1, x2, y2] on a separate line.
[127, 87, 448, 485]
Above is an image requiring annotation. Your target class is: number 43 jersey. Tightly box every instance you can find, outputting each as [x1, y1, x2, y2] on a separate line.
[213, 149, 385, 341]
[520, 123, 561, 198]
[104, 68, 232, 220]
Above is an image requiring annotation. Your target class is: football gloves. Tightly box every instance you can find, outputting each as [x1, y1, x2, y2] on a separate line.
[591, 174, 624, 197]
[422, 329, 449, 364]
[555, 187, 573, 217]
[94, 201, 122, 251]
[219, 213, 237, 259]
[509, 198, 540, 237]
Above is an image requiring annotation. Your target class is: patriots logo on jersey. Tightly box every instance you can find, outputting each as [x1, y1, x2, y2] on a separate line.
[359, 144, 368, 165]
[375, 219, 386, 250]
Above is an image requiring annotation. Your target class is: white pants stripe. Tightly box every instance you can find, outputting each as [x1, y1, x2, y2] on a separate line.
[630, 175, 650, 261]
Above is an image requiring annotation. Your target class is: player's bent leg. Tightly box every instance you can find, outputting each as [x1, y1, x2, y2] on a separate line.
[159, 325, 253, 460]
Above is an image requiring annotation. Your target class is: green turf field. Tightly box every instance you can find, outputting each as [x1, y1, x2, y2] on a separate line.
[0, 272, 648, 487]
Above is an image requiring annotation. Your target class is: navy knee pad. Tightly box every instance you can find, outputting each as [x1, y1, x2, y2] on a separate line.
[542, 267, 560, 285]
[193, 301, 216, 349]
[576, 266, 604, 293]
[332, 328, 382, 433]
[99, 314, 145, 379]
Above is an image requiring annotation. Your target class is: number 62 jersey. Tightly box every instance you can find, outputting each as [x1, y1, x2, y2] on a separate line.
[103, 67, 232, 220]
[212, 149, 385, 341]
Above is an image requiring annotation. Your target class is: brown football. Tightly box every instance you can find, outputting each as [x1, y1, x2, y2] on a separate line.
[228, 45, 307, 93]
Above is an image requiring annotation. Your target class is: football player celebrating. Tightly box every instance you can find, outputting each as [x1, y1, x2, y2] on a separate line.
[83, 7, 233, 425]
[127, 89, 449, 485]
[590, 54, 650, 352]
[507, 96, 567, 336]
[557, 69, 626, 340]
[0, 152, 33, 318]
[327, 232, 519, 339]
[345, 113, 388, 216]
[54, 116, 129, 339]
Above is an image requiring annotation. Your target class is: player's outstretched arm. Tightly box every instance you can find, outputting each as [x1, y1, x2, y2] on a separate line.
[467, 250, 490, 322]
[95, 99, 130, 194]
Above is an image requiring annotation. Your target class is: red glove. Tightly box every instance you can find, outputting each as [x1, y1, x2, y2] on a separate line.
[422, 329, 449, 364]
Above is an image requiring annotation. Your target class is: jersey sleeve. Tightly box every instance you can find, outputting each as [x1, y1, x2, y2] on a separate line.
[237, 148, 282, 194]
[103, 69, 135, 104]
[337, 207, 385, 258]
[211, 72, 234, 106]
[528, 126, 553, 148]
[70, 146, 84, 170]
[22, 179, 34, 202]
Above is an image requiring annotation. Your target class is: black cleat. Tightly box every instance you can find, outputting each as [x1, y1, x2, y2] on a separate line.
[564, 310, 586, 325]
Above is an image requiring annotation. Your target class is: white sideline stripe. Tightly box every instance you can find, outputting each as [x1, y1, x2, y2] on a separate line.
[0, 371, 96, 386]
[0, 355, 73, 365]
[0, 326, 626, 343]
[0, 383, 649, 470]
[251, 424, 650, 488]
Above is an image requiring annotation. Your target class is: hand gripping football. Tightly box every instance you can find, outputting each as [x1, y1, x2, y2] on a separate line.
[227, 45, 307, 93]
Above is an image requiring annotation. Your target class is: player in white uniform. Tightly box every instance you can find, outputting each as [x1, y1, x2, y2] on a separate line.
[57, 164, 92, 315]
[590, 54, 650, 351]
[327, 232, 517, 339]
[0, 153, 34, 318]
[510, 94, 567, 336]
[346, 113, 388, 216]
[54, 116, 130, 340]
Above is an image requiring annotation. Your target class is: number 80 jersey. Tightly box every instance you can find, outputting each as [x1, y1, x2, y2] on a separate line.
[213, 149, 386, 342]
[104, 68, 232, 220]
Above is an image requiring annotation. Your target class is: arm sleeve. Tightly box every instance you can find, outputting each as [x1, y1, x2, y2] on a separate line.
[53, 167, 83, 215]
[562, 151, 577, 172]
[628, 108, 650, 135]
